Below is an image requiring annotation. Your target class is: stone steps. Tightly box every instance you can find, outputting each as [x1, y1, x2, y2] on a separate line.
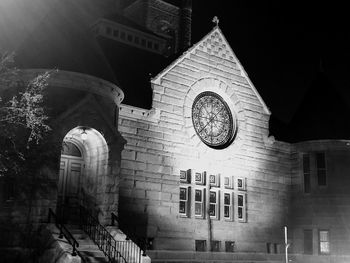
[148, 250, 284, 263]
[65, 225, 109, 263]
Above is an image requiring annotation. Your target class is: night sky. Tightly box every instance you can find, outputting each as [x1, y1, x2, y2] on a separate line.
[191, 1, 350, 123]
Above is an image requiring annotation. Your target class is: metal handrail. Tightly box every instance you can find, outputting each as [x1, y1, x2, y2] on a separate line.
[48, 208, 79, 256]
[111, 212, 147, 256]
[80, 205, 142, 263]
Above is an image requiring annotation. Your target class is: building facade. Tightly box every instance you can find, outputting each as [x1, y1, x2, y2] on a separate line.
[1, 1, 350, 262]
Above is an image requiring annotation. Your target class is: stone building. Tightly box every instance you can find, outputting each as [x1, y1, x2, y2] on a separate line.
[0, 1, 350, 263]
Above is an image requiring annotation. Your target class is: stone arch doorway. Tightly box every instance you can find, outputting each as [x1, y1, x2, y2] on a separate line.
[57, 126, 109, 222]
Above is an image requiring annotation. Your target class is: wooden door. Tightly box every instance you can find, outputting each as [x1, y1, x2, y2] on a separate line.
[57, 155, 83, 222]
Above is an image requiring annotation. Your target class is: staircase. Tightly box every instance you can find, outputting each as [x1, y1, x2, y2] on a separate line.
[147, 250, 284, 263]
[66, 225, 109, 263]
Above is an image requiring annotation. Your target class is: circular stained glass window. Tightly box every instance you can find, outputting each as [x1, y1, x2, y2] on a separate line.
[192, 91, 236, 149]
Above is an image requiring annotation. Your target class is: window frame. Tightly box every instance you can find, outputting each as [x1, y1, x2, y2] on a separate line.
[179, 186, 190, 217]
[319, 229, 330, 255]
[194, 188, 205, 218]
[223, 191, 233, 221]
[302, 153, 311, 193]
[209, 190, 219, 219]
[237, 193, 247, 222]
[316, 152, 327, 187]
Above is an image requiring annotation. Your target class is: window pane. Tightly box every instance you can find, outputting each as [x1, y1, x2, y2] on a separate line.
[320, 242, 330, 253]
[224, 206, 230, 217]
[238, 207, 242, 219]
[224, 193, 230, 205]
[238, 195, 243, 206]
[195, 190, 202, 201]
[303, 154, 310, 172]
[209, 204, 216, 216]
[225, 241, 235, 252]
[179, 188, 187, 200]
[210, 192, 216, 203]
[179, 201, 186, 213]
[195, 203, 202, 215]
[304, 173, 311, 193]
[318, 170, 327, 186]
[238, 179, 243, 188]
[320, 230, 329, 241]
[316, 153, 326, 168]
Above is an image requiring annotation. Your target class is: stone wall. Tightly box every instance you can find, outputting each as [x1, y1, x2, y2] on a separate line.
[117, 28, 292, 252]
[290, 140, 350, 259]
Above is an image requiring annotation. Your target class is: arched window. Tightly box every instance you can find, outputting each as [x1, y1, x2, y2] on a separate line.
[61, 141, 82, 157]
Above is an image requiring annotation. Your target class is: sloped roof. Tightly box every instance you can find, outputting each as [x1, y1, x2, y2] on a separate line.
[152, 26, 271, 115]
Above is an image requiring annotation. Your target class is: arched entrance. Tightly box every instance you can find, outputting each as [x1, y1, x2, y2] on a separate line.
[57, 126, 109, 223]
[57, 140, 85, 222]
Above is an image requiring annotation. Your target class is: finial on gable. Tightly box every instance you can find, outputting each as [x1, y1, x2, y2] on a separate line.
[212, 16, 219, 27]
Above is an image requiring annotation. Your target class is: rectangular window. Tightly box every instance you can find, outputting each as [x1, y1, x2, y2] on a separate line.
[179, 187, 190, 217]
[224, 176, 233, 189]
[316, 152, 327, 186]
[223, 192, 233, 220]
[237, 193, 246, 222]
[180, 170, 190, 183]
[113, 29, 119, 37]
[319, 230, 330, 254]
[195, 171, 205, 185]
[195, 240, 206, 251]
[303, 154, 311, 193]
[304, 229, 313, 255]
[209, 190, 219, 219]
[154, 43, 159, 50]
[237, 177, 246, 190]
[211, 240, 220, 252]
[225, 241, 235, 252]
[194, 188, 205, 218]
[209, 174, 220, 187]
[134, 36, 139, 44]
[127, 34, 133, 42]
[147, 41, 153, 48]
[141, 39, 146, 46]
[120, 31, 125, 39]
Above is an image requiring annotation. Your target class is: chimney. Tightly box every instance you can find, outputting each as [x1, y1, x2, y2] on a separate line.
[179, 0, 192, 51]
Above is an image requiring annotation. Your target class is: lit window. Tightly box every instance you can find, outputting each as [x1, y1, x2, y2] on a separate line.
[237, 193, 246, 222]
[194, 188, 205, 218]
[223, 192, 233, 220]
[179, 186, 190, 217]
[209, 190, 219, 219]
[319, 230, 330, 254]
[316, 152, 327, 186]
[303, 154, 311, 193]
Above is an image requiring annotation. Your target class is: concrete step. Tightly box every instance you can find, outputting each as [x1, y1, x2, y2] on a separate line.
[148, 250, 284, 263]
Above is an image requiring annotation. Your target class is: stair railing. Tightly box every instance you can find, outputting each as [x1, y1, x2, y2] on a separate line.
[80, 205, 142, 263]
[48, 208, 79, 257]
[111, 212, 147, 257]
